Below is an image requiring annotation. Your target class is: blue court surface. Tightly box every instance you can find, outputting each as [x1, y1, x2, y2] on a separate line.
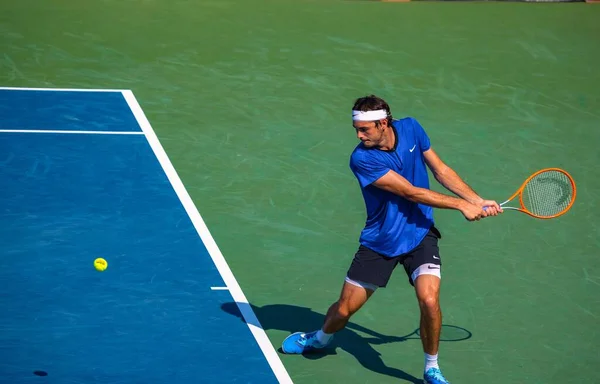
[0, 88, 292, 384]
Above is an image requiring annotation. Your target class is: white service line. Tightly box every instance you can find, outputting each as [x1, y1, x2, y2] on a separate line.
[0, 129, 144, 135]
[0, 86, 126, 92]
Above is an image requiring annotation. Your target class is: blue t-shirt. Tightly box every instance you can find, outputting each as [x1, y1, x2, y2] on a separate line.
[349, 117, 435, 257]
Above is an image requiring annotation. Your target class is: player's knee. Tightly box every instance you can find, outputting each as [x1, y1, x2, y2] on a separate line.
[417, 294, 439, 313]
[335, 294, 366, 320]
[415, 275, 440, 313]
[334, 301, 353, 320]
[338, 294, 368, 318]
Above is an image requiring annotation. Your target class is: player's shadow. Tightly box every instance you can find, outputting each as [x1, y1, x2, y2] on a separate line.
[221, 302, 471, 383]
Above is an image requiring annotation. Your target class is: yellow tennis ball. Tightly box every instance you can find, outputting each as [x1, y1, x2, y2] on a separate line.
[94, 258, 108, 272]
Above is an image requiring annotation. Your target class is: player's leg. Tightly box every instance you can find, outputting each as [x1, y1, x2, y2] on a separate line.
[321, 278, 375, 334]
[403, 226, 450, 384]
[281, 245, 397, 354]
[415, 275, 443, 377]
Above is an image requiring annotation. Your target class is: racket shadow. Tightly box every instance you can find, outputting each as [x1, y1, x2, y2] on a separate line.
[221, 302, 471, 383]
[361, 324, 472, 344]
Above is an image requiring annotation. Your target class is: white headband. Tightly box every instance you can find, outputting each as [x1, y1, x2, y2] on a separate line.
[352, 109, 388, 121]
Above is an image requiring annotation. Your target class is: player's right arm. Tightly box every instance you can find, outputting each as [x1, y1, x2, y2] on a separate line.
[350, 150, 486, 221]
[373, 170, 486, 221]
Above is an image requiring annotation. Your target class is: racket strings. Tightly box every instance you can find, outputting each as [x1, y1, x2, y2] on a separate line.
[522, 170, 573, 217]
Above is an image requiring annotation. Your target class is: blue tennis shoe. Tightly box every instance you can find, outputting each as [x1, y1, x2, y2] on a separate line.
[281, 331, 332, 354]
[423, 368, 450, 384]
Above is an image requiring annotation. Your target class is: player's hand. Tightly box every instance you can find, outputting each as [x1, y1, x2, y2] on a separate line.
[480, 199, 503, 216]
[460, 201, 487, 221]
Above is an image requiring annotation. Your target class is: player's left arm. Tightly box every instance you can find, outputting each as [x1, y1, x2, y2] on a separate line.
[423, 148, 501, 214]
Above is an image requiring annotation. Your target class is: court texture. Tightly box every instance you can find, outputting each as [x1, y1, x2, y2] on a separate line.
[1, 1, 598, 383]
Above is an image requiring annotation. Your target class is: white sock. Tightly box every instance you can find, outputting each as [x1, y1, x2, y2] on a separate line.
[425, 353, 439, 372]
[316, 329, 333, 344]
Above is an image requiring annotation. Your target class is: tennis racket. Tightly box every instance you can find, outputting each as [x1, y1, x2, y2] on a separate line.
[486, 168, 576, 219]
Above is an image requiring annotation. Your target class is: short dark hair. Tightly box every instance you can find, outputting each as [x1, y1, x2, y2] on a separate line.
[352, 95, 393, 126]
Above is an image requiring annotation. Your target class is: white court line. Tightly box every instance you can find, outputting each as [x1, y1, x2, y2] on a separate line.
[121, 90, 294, 384]
[0, 86, 126, 92]
[0, 129, 144, 135]
[210, 286, 230, 291]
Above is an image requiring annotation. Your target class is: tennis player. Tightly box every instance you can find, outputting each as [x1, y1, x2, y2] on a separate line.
[282, 95, 502, 384]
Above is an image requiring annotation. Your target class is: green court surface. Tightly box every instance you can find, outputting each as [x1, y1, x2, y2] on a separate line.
[2, 1, 599, 383]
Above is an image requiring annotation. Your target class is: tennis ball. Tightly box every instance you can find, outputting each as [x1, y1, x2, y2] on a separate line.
[94, 258, 108, 272]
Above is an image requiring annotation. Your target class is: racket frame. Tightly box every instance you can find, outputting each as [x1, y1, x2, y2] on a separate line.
[499, 167, 576, 219]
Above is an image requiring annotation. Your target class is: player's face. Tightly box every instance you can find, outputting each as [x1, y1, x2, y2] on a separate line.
[353, 120, 386, 148]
